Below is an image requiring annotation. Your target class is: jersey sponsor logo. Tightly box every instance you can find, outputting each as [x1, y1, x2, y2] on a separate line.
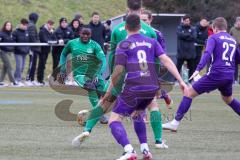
[130, 41, 152, 49]
[76, 55, 88, 61]
[219, 36, 236, 44]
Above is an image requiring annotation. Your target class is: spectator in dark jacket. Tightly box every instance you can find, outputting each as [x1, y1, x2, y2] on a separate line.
[230, 17, 240, 83]
[87, 12, 106, 49]
[70, 18, 82, 38]
[104, 20, 111, 43]
[26, 12, 41, 85]
[176, 15, 197, 79]
[0, 21, 19, 86]
[103, 20, 111, 53]
[37, 20, 56, 85]
[12, 18, 30, 83]
[194, 18, 209, 69]
[52, 17, 74, 79]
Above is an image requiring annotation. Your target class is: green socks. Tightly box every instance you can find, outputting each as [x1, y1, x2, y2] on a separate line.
[84, 106, 104, 132]
[150, 110, 162, 142]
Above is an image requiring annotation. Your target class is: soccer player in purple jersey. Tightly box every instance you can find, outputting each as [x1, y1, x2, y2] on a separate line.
[101, 14, 187, 160]
[163, 17, 240, 132]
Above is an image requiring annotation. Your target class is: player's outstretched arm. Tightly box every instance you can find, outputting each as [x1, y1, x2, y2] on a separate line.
[95, 43, 107, 74]
[57, 42, 71, 83]
[159, 54, 187, 93]
[59, 42, 71, 73]
[190, 37, 215, 80]
[101, 65, 124, 104]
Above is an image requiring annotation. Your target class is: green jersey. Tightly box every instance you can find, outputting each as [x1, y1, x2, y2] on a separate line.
[60, 38, 106, 78]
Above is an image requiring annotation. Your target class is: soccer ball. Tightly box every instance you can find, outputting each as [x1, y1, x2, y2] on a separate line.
[77, 110, 89, 126]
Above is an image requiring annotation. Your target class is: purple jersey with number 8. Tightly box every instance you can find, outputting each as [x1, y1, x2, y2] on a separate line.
[115, 33, 165, 92]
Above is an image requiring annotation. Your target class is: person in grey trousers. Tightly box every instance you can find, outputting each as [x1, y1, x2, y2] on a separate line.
[12, 19, 30, 84]
[0, 21, 20, 86]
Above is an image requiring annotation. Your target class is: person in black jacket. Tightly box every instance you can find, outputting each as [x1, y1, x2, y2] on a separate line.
[87, 12, 106, 49]
[52, 17, 74, 79]
[103, 20, 111, 54]
[37, 20, 56, 85]
[70, 18, 82, 38]
[12, 18, 30, 83]
[194, 18, 209, 70]
[26, 12, 41, 85]
[176, 15, 197, 79]
[0, 21, 19, 86]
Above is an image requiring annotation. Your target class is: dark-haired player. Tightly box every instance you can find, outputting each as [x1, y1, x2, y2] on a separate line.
[75, 0, 169, 149]
[104, 14, 187, 160]
[59, 27, 106, 129]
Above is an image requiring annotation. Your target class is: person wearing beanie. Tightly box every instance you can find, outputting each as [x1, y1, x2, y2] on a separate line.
[52, 17, 74, 80]
[26, 12, 41, 86]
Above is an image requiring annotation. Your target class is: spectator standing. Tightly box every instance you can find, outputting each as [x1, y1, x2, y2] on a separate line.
[37, 20, 55, 85]
[26, 12, 41, 86]
[87, 12, 106, 50]
[0, 21, 20, 86]
[74, 13, 84, 27]
[103, 20, 111, 53]
[52, 17, 74, 79]
[230, 17, 240, 83]
[70, 18, 81, 38]
[194, 18, 209, 69]
[176, 15, 197, 79]
[12, 19, 30, 84]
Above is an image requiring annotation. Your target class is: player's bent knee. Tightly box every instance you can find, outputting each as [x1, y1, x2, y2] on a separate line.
[108, 112, 122, 125]
[186, 87, 198, 98]
[148, 100, 159, 111]
[221, 96, 233, 105]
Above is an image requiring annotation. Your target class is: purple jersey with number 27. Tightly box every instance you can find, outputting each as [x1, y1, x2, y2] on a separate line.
[196, 32, 237, 79]
[193, 32, 239, 96]
[113, 34, 165, 115]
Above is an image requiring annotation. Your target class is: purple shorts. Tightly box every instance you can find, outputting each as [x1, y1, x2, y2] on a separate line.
[112, 88, 157, 116]
[192, 75, 233, 97]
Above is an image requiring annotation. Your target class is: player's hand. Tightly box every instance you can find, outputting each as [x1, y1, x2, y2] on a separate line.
[57, 72, 66, 84]
[93, 76, 99, 84]
[58, 39, 64, 44]
[179, 80, 188, 95]
[100, 91, 111, 105]
[189, 71, 200, 81]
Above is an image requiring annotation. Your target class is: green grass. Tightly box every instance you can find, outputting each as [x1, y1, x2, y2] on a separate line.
[0, 0, 126, 27]
[0, 86, 240, 160]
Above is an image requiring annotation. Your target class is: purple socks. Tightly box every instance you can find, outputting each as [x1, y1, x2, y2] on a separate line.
[109, 121, 130, 147]
[229, 98, 240, 116]
[133, 114, 147, 144]
[175, 96, 192, 121]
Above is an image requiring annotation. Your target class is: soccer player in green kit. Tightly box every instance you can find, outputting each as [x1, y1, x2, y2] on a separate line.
[73, 0, 168, 149]
[59, 27, 107, 127]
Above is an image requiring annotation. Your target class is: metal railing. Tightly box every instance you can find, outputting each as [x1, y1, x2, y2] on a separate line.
[0, 43, 64, 46]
